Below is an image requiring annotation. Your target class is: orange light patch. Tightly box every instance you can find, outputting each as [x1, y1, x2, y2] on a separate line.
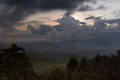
[15, 25, 28, 31]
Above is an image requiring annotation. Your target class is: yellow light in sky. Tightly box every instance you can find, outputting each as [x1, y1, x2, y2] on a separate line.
[21, 10, 65, 26]
[43, 21, 59, 26]
[72, 12, 95, 26]
[14, 25, 28, 31]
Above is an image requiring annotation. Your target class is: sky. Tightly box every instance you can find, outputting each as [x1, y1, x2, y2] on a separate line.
[0, 0, 120, 54]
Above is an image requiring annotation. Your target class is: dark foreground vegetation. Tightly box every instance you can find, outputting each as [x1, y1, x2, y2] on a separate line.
[1, 44, 120, 80]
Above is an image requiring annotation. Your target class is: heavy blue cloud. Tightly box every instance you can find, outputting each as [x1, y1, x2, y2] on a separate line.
[28, 16, 120, 39]
[85, 16, 102, 20]
[2, 0, 94, 11]
[28, 25, 52, 35]
[0, 0, 97, 28]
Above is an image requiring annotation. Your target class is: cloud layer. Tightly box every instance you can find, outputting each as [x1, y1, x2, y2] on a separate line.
[25, 16, 120, 43]
[0, 0, 96, 27]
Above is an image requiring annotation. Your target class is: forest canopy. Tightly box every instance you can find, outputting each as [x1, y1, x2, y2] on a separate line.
[0, 44, 120, 80]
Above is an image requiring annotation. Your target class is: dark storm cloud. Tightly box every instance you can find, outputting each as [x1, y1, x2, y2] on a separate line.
[79, 22, 87, 25]
[105, 18, 120, 24]
[27, 16, 88, 41]
[48, 16, 93, 41]
[28, 16, 120, 37]
[55, 16, 80, 32]
[54, 16, 120, 37]
[0, 0, 96, 28]
[85, 16, 102, 20]
[78, 4, 106, 12]
[3, 0, 93, 10]
[85, 16, 120, 31]
[64, 10, 76, 17]
[86, 16, 120, 24]
[0, 3, 36, 28]
[79, 5, 92, 11]
[28, 25, 52, 35]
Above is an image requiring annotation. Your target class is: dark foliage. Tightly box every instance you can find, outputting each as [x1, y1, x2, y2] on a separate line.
[0, 44, 38, 80]
[78, 57, 88, 71]
[67, 57, 78, 71]
[39, 50, 120, 80]
[1, 44, 120, 80]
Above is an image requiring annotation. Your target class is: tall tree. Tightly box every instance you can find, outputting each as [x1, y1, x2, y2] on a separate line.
[78, 57, 88, 71]
[67, 57, 78, 71]
[0, 44, 38, 80]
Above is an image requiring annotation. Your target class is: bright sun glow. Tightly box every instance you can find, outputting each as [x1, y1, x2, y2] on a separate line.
[72, 12, 95, 25]
[21, 10, 65, 26]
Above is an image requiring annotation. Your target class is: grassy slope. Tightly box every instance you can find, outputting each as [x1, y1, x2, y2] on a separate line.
[27, 53, 77, 72]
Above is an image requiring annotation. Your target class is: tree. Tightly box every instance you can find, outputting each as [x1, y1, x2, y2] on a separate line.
[67, 57, 78, 71]
[78, 57, 88, 71]
[117, 50, 120, 56]
[0, 44, 39, 80]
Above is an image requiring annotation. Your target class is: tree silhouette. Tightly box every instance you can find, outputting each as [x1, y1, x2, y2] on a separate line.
[78, 57, 88, 71]
[67, 57, 78, 71]
[117, 50, 120, 56]
[0, 44, 38, 80]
